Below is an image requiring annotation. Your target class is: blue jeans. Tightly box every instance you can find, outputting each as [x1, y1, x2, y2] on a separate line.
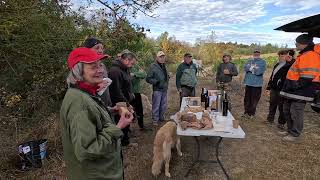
[152, 90, 167, 122]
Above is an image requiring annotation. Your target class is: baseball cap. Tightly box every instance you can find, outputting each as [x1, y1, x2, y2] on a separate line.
[184, 53, 192, 57]
[253, 49, 261, 53]
[67, 47, 108, 69]
[157, 51, 165, 57]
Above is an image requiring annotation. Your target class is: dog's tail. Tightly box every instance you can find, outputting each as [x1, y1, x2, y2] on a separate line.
[151, 144, 163, 176]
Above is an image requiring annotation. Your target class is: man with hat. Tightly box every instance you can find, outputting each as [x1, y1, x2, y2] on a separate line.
[280, 34, 320, 141]
[108, 49, 137, 146]
[146, 51, 170, 126]
[176, 53, 198, 105]
[83, 37, 113, 107]
[242, 49, 266, 119]
[60, 47, 133, 180]
[216, 53, 238, 90]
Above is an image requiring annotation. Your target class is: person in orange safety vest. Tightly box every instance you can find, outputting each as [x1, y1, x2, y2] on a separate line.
[280, 34, 320, 142]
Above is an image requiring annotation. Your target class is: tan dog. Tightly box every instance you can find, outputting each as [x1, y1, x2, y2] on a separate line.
[152, 121, 182, 177]
[141, 93, 152, 115]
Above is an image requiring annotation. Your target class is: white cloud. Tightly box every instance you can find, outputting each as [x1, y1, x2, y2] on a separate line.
[271, 0, 320, 10]
[133, 0, 269, 43]
[214, 30, 300, 46]
[68, 0, 320, 46]
[135, 0, 267, 26]
[259, 13, 317, 28]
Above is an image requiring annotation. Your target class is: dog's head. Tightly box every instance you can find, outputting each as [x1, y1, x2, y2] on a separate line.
[203, 110, 210, 117]
[175, 112, 182, 122]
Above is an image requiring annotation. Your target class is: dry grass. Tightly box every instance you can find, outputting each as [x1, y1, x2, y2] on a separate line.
[1, 70, 320, 180]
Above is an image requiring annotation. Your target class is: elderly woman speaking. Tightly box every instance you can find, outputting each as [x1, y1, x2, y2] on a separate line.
[60, 47, 133, 180]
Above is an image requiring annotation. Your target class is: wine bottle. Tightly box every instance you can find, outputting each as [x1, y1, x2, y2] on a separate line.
[205, 92, 209, 109]
[201, 88, 207, 108]
[201, 88, 205, 101]
[222, 91, 228, 116]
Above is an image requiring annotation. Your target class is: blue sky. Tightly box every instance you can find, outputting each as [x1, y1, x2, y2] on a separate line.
[70, 0, 320, 47]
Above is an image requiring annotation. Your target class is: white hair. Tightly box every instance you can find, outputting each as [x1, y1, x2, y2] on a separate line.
[66, 63, 83, 86]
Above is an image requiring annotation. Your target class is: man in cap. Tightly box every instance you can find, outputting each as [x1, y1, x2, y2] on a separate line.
[108, 49, 137, 146]
[216, 53, 238, 90]
[176, 53, 198, 105]
[83, 37, 112, 107]
[146, 51, 170, 126]
[265, 49, 295, 129]
[242, 49, 266, 119]
[280, 34, 320, 141]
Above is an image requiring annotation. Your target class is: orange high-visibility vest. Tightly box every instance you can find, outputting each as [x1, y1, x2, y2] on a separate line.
[315, 43, 320, 54]
[287, 51, 320, 83]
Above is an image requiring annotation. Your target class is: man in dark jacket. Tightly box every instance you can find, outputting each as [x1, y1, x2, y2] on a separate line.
[146, 51, 169, 126]
[265, 49, 295, 129]
[176, 53, 198, 105]
[216, 54, 238, 90]
[280, 34, 320, 141]
[108, 49, 137, 146]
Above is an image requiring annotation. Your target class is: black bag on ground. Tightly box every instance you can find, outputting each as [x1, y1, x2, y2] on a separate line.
[18, 139, 47, 170]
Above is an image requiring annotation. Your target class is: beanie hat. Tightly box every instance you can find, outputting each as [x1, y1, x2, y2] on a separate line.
[84, 37, 102, 48]
[296, 34, 313, 45]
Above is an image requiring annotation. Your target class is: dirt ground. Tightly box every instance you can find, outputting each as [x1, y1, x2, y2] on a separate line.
[123, 74, 320, 180]
[1, 71, 320, 180]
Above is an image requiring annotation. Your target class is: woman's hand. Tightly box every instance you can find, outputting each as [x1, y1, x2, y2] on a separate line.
[116, 112, 134, 129]
[108, 106, 119, 114]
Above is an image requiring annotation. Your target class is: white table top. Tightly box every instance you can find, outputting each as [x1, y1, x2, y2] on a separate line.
[170, 97, 245, 139]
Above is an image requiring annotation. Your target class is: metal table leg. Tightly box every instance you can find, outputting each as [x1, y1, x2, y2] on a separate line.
[184, 136, 230, 180]
[184, 137, 201, 177]
[216, 137, 230, 180]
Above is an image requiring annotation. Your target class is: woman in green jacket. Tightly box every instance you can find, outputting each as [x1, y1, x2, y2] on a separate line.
[60, 47, 133, 180]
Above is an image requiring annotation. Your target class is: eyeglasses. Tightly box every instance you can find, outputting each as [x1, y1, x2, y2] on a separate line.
[88, 62, 104, 71]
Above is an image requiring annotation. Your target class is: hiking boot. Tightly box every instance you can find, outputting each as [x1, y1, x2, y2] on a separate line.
[277, 124, 285, 130]
[241, 113, 250, 119]
[282, 135, 299, 142]
[278, 131, 289, 136]
[264, 120, 274, 124]
[153, 121, 159, 126]
[264, 121, 273, 127]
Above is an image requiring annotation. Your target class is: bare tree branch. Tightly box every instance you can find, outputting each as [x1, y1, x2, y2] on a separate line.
[95, 0, 167, 20]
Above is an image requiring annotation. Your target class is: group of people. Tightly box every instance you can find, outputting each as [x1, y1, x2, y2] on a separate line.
[215, 34, 320, 142]
[59, 34, 320, 179]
